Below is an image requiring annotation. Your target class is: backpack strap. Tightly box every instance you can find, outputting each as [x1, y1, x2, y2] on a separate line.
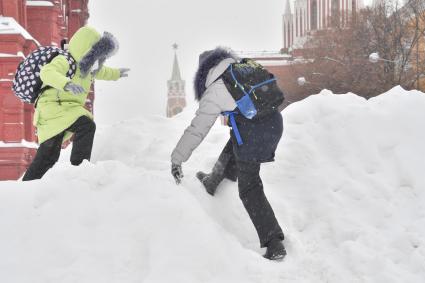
[222, 111, 243, 146]
[229, 64, 249, 97]
[34, 86, 53, 106]
[230, 63, 277, 95]
[248, 78, 277, 94]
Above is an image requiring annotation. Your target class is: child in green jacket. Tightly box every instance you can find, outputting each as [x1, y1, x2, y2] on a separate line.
[23, 26, 129, 181]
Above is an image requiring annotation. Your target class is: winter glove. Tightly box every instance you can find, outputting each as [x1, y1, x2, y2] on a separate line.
[64, 82, 85, 95]
[171, 163, 184, 185]
[119, 68, 130, 78]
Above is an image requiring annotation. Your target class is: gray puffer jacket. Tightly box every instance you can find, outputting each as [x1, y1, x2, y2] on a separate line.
[171, 58, 237, 165]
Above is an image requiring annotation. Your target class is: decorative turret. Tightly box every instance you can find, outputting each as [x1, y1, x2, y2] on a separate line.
[282, 0, 293, 51]
[167, 44, 186, 118]
[284, 0, 292, 15]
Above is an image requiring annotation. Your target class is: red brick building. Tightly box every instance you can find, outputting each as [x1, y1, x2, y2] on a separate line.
[167, 44, 186, 118]
[236, 50, 311, 109]
[0, 0, 89, 180]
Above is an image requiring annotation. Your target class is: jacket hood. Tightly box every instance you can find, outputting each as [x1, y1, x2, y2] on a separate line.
[69, 26, 119, 77]
[194, 47, 238, 101]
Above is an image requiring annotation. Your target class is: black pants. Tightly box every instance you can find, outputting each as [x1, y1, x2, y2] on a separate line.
[218, 139, 284, 247]
[237, 160, 284, 247]
[215, 139, 237, 181]
[22, 116, 96, 181]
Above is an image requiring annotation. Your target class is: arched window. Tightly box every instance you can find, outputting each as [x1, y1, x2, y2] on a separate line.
[296, 10, 299, 37]
[287, 22, 291, 47]
[332, 0, 340, 27]
[172, 106, 183, 116]
[300, 9, 303, 36]
[311, 0, 318, 30]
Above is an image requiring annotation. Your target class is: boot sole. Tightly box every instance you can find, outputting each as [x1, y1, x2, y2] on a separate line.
[196, 172, 216, 196]
[263, 253, 286, 261]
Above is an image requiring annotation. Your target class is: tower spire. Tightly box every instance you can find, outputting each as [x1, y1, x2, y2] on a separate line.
[167, 43, 186, 118]
[171, 43, 182, 81]
[284, 0, 292, 15]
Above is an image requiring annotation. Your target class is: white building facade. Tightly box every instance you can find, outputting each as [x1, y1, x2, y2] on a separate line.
[283, 0, 364, 50]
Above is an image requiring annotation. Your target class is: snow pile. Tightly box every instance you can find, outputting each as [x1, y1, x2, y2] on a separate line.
[0, 87, 424, 282]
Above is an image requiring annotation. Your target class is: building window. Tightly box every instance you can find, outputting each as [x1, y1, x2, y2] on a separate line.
[300, 9, 303, 36]
[287, 23, 291, 47]
[296, 10, 299, 37]
[311, 0, 318, 30]
[332, 0, 340, 27]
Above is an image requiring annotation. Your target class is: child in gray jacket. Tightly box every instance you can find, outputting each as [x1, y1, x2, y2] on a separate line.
[171, 47, 286, 260]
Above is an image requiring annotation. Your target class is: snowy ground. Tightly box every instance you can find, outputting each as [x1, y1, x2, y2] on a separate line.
[1, 86, 424, 282]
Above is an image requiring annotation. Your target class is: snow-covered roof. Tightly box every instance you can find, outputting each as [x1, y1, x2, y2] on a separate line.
[0, 16, 40, 45]
[0, 140, 38, 149]
[235, 51, 291, 59]
[0, 53, 22, 58]
[256, 60, 294, 66]
[233, 51, 294, 66]
[26, 0, 54, 7]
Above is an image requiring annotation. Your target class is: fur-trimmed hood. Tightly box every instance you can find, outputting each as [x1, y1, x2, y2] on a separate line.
[69, 27, 119, 77]
[194, 47, 238, 101]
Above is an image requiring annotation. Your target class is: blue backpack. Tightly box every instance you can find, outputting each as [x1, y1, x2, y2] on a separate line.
[221, 58, 285, 145]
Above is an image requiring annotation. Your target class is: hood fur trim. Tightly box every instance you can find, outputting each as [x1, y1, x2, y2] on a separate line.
[194, 47, 237, 101]
[79, 31, 119, 77]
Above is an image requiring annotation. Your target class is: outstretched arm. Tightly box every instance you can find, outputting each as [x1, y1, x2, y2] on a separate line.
[95, 65, 121, 81]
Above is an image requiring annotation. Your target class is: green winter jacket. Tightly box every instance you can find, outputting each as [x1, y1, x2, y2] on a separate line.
[34, 26, 120, 144]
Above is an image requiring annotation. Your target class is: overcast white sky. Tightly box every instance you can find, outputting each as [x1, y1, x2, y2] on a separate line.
[88, 0, 374, 123]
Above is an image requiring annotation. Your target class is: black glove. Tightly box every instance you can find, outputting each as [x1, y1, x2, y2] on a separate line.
[171, 163, 184, 184]
[64, 82, 85, 95]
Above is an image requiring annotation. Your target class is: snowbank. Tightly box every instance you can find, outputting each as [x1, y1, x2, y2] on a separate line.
[0, 86, 424, 282]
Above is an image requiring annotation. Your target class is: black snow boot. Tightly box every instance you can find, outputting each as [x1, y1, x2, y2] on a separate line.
[263, 239, 286, 261]
[196, 139, 237, 196]
[196, 171, 222, 196]
[196, 162, 237, 196]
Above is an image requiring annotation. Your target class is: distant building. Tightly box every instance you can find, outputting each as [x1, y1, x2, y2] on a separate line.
[0, 0, 89, 180]
[240, 0, 365, 107]
[282, 0, 364, 50]
[235, 1, 366, 110]
[167, 44, 186, 118]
